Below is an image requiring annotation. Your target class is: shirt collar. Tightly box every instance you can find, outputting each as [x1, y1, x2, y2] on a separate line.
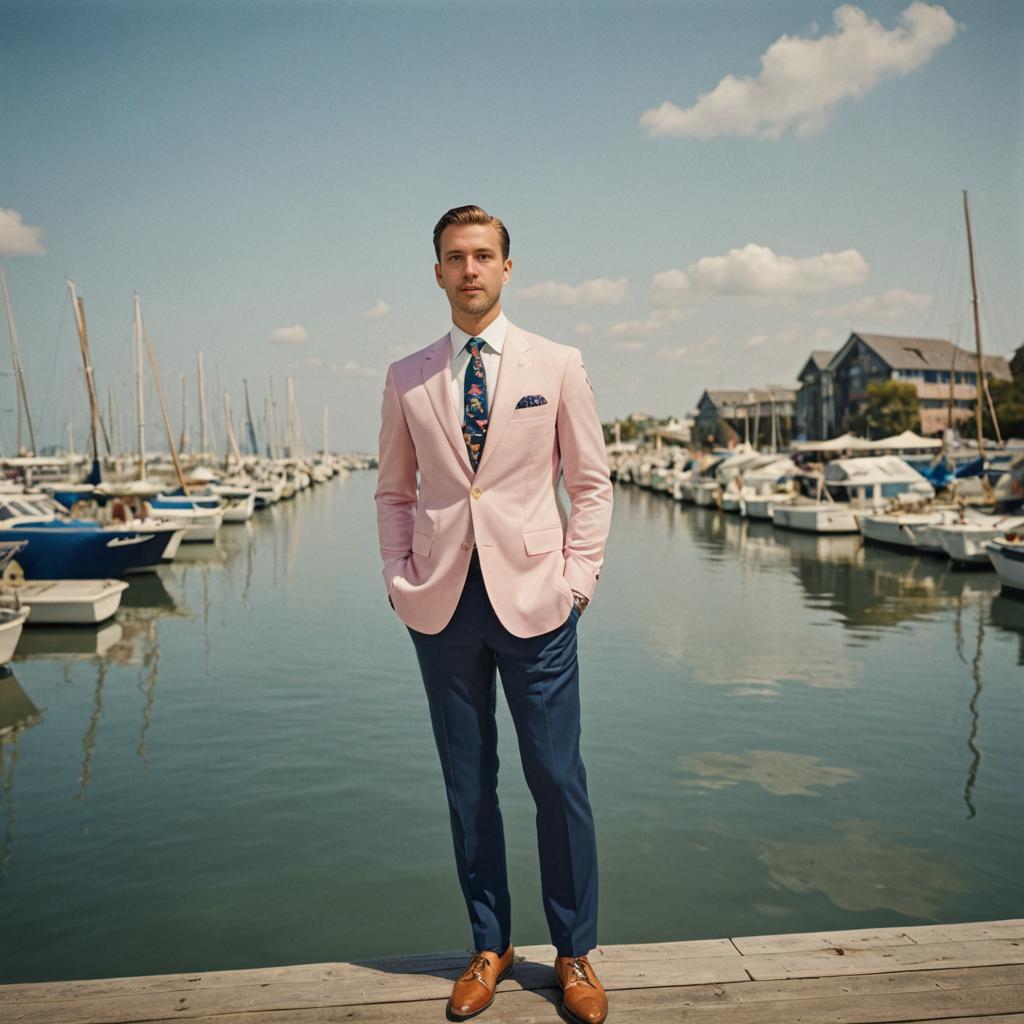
[450, 311, 508, 359]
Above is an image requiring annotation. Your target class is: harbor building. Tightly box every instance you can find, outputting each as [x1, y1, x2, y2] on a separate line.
[694, 387, 796, 448]
[825, 332, 1012, 437]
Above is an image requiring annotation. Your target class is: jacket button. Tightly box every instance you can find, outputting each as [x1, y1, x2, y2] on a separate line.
[471, 487, 482, 499]
[461, 542, 470, 550]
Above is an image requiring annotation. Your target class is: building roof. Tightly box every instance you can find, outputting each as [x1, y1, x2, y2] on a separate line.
[703, 387, 796, 404]
[833, 333, 1012, 380]
[810, 350, 833, 369]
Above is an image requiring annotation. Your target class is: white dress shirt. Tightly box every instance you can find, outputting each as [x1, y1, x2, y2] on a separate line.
[448, 311, 508, 421]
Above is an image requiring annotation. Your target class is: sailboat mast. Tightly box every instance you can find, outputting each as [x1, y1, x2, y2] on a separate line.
[322, 403, 329, 457]
[197, 351, 209, 457]
[269, 378, 281, 460]
[179, 374, 189, 454]
[142, 321, 190, 494]
[67, 280, 103, 464]
[133, 293, 146, 479]
[223, 391, 242, 468]
[0, 261, 37, 455]
[243, 378, 258, 456]
[963, 191, 986, 458]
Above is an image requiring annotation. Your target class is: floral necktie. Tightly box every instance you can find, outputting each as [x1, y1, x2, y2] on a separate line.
[462, 337, 488, 471]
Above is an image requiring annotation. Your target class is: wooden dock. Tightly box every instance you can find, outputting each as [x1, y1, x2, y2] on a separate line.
[2, 920, 1022, 1023]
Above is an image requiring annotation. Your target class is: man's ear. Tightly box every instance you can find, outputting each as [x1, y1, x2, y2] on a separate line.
[502, 258, 512, 284]
[434, 263, 444, 288]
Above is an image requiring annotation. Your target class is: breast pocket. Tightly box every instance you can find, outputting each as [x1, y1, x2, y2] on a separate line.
[510, 403, 552, 422]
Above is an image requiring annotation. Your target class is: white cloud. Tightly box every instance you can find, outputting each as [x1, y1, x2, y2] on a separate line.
[293, 353, 377, 378]
[656, 345, 689, 361]
[609, 307, 687, 338]
[362, 300, 390, 320]
[613, 340, 647, 352]
[336, 360, 378, 379]
[640, 3, 958, 139]
[816, 287, 933, 322]
[270, 324, 308, 345]
[0, 209, 45, 257]
[515, 276, 628, 308]
[653, 244, 869, 306]
[573, 322, 594, 336]
[745, 325, 835, 351]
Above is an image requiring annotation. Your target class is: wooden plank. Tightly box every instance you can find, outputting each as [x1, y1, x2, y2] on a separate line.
[0, 956, 751, 1024]
[2, 922, 1022, 1024]
[732, 920, 1024, 956]
[4, 963, 1021, 1024]
[743, 938, 1024, 981]
[120, 978, 1024, 1024]
[0, 940, 740, 1005]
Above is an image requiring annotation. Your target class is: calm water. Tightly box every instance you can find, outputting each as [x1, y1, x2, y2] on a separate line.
[1, 473, 1021, 983]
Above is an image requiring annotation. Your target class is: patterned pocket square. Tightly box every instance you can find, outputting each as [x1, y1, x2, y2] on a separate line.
[515, 394, 548, 409]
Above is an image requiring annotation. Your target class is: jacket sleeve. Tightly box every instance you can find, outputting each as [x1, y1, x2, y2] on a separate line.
[374, 363, 417, 594]
[556, 347, 613, 601]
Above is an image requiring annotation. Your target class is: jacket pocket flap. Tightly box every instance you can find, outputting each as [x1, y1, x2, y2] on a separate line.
[522, 526, 564, 556]
[411, 530, 433, 557]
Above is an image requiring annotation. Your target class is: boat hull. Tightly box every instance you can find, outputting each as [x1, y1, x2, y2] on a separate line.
[0, 608, 29, 663]
[772, 504, 860, 533]
[987, 540, 1024, 593]
[19, 579, 130, 624]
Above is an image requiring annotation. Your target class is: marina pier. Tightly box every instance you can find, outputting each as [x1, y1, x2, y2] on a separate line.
[2, 919, 1022, 1022]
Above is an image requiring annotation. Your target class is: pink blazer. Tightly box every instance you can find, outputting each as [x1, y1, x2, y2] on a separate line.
[374, 323, 613, 638]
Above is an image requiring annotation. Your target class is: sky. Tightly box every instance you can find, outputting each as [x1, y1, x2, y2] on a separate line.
[1, 0, 1021, 455]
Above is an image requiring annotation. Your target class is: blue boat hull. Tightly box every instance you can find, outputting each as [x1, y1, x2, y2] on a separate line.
[0, 526, 169, 579]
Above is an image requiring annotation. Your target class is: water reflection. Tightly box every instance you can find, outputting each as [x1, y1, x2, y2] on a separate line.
[0, 669, 40, 875]
[757, 819, 967, 919]
[990, 593, 1024, 666]
[680, 749, 860, 796]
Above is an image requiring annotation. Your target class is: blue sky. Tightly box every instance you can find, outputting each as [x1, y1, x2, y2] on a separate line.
[1, 0, 1021, 453]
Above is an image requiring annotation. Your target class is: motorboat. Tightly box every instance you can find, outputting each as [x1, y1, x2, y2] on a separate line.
[934, 512, 1024, 565]
[772, 456, 933, 535]
[986, 535, 1024, 593]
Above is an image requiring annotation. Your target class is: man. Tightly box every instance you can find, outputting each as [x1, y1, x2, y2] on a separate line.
[374, 205, 613, 1023]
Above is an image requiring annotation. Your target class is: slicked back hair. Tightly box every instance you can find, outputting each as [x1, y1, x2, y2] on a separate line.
[433, 205, 510, 262]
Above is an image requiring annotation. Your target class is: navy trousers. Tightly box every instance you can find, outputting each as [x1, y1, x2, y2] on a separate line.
[407, 552, 598, 957]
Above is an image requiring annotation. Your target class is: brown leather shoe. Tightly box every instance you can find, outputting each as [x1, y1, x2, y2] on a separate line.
[447, 944, 514, 1021]
[554, 955, 608, 1024]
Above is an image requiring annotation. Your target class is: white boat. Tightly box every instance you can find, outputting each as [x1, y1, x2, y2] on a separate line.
[0, 607, 29, 663]
[693, 478, 721, 507]
[727, 455, 796, 517]
[16, 579, 130, 625]
[212, 488, 256, 522]
[150, 496, 224, 542]
[774, 456, 933, 535]
[986, 536, 1024, 593]
[771, 500, 860, 533]
[859, 507, 962, 553]
[934, 513, 1024, 564]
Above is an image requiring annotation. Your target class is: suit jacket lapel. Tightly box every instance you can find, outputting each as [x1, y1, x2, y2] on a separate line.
[476, 324, 533, 477]
[422, 335, 474, 479]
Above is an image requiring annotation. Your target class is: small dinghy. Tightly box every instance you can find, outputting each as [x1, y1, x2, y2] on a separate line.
[0, 607, 29, 664]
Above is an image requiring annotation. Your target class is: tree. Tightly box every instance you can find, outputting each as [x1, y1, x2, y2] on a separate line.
[984, 377, 1024, 440]
[847, 380, 919, 438]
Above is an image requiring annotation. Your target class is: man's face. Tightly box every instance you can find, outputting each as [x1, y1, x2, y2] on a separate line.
[434, 223, 511, 321]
